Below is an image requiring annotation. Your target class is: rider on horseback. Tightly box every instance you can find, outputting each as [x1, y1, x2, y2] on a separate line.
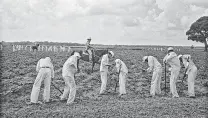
[85, 37, 93, 61]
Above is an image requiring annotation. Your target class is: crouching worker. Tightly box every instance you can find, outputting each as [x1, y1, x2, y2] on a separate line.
[142, 56, 162, 97]
[115, 59, 128, 96]
[99, 51, 114, 95]
[30, 57, 54, 104]
[178, 54, 197, 98]
[60, 52, 81, 105]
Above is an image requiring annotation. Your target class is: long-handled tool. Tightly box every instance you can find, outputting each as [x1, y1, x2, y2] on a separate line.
[164, 62, 167, 94]
[114, 65, 121, 92]
[181, 63, 189, 83]
[179, 56, 189, 83]
[51, 81, 63, 94]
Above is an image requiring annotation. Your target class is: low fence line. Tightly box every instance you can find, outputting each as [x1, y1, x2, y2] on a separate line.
[11, 45, 72, 52]
[0, 44, 203, 52]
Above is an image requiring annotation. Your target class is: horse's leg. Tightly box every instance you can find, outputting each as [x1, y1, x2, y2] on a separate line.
[77, 59, 80, 72]
[92, 62, 95, 73]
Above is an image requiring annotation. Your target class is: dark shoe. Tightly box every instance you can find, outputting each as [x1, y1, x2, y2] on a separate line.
[99, 93, 105, 96]
[148, 95, 156, 98]
[27, 102, 35, 105]
[189, 96, 196, 98]
[118, 94, 126, 97]
[60, 98, 67, 102]
[99, 91, 108, 95]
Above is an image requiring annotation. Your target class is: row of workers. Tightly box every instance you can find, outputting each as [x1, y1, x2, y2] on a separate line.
[29, 47, 197, 105]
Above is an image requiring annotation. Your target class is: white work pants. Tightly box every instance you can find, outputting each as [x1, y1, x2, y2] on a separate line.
[150, 68, 162, 96]
[170, 68, 180, 97]
[119, 72, 127, 95]
[187, 66, 197, 96]
[31, 68, 51, 103]
[100, 71, 108, 94]
[60, 74, 76, 104]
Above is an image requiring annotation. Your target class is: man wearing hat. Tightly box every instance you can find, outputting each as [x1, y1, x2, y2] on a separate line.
[163, 47, 181, 98]
[178, 54, 197, 98]
[30, 57, 54, 104]
[85, 37, 93, 61]
[142, 56, 162, 97]
[99, 51, 114, 95]
[60, 52, 81, 105]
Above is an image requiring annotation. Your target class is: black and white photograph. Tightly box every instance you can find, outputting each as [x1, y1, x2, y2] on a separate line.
[0, 0, 208, 117]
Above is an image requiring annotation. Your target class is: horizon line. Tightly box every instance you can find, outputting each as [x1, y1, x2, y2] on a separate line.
[1, 41, 204, 47]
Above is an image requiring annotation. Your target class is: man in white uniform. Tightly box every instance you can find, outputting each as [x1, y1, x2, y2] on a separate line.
[60, 52, 81, 105]
[99, 51, 114, 95]
[142, 56, 162, 97]
[30, 57, 54, 104]
[115, 59, 128, 96]
[163, 47, 181, 98]
[178, 54, 197, 98]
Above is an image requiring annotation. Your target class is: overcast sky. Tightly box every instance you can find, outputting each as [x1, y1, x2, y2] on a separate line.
[1, 0, 208, 46]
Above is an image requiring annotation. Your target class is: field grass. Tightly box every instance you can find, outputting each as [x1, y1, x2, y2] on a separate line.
[0, 43, 208, 118]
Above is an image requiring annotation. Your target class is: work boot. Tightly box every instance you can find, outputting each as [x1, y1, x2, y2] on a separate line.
[36, 101, 43, 104]
[172, 96, 179, 98]
[43, 99, 56, 104]
[66, 101, 78, 106]
[188, 96, 196, 98]
[99, 91, 108, 96]
[149, 94, 156, 98]
[28, 101, 42, 105]
[99, 93, 105, 96]
[60, 97, 67, 102]
[118, 94, 126, 98]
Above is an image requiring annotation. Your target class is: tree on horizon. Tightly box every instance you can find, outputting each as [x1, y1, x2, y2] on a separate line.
[186, 16, 208, 52]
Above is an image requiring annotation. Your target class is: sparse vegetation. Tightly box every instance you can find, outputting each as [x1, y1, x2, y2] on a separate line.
[0, 42, 207, 117]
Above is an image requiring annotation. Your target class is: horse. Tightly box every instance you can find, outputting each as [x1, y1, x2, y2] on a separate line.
[32, 44, 40, 52]
[75, 49, 109, 73]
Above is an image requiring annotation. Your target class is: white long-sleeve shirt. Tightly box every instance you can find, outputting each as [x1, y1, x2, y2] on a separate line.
[163, 52, 180, 69]
[62, 55, 78, 77]
[181, 54, 196, 74]
[100, 54, 109, 72]
[115, 59, 128, 74]
[146, 56, 162, 72]
[36, 58, 54, 78]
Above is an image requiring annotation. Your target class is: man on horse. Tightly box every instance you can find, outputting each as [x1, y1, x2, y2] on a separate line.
[85, 37, 93, 61]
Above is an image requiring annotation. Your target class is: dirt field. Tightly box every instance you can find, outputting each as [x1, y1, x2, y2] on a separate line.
[0, 43, 208, 118]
